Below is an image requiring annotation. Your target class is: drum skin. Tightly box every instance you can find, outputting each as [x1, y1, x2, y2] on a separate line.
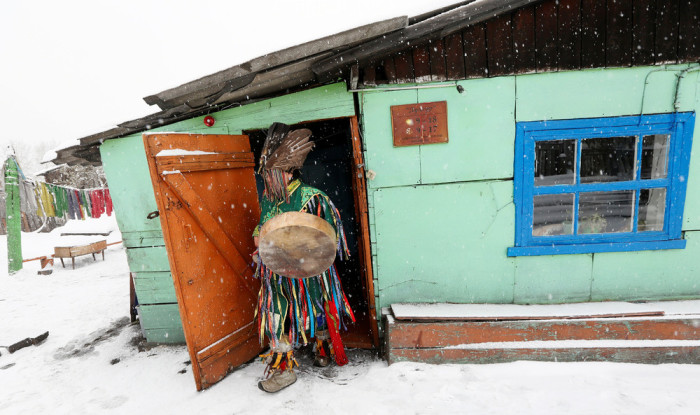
[259, 211, 337, 278]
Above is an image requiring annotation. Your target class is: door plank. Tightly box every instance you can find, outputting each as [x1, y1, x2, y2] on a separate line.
[162, 172, 258, 296]
[156, 152, 255, 174]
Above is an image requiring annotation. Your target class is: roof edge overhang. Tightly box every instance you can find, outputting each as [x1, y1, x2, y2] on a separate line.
[143, 16, 409, 111]
[311, 0, 544, 80]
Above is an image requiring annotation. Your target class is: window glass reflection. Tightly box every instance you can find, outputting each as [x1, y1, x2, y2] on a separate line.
[580, 136, 636, 183]
[578, 191, 634, 234]
[641, 134, 669, 180]
[638, 188, 666, 232]
[532, 193, 574, 236]
[534, 140, 576, 186]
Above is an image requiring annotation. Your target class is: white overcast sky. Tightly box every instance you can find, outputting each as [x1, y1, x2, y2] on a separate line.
[0, 0, 458, 166]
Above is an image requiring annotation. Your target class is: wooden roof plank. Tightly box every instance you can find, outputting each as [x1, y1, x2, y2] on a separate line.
[144, 17, 409, 110]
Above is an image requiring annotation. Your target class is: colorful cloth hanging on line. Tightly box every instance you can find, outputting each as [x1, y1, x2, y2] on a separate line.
[17, 179, 114, 221]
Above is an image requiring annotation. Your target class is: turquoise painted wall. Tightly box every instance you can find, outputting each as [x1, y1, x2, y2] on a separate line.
[100, 83, 355, 342]
[360, 64, 700, 311]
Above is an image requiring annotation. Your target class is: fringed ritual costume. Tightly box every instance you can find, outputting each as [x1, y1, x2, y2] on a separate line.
[253, 179, 355, 365]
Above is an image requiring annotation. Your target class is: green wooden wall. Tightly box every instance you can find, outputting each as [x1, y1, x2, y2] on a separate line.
[360, 64, 700, 311]
[100, 83, 355, 343]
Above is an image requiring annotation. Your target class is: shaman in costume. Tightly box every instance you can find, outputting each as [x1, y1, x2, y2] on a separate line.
[253, 122, 355, 393]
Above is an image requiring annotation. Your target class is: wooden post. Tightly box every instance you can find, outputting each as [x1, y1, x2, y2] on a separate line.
[4, 156, 23, 274]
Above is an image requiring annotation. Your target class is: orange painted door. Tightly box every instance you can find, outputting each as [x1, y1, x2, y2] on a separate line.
[143, 133, 262, 391]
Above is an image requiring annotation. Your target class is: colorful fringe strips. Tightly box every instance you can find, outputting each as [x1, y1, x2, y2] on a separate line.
[254, 263, 356, 349]
[254, 193, 355, 353]
[262, 169, 290, 202]
[259, 350, 298, 377]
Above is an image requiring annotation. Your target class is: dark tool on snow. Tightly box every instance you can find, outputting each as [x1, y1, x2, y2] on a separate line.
[0, 331, 49, 355]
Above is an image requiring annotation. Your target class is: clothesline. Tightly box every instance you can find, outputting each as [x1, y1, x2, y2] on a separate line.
[20, 178, 113, 221]
[2, 157, 114, 222]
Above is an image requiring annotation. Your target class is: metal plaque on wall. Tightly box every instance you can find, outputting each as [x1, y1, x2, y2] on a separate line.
[390, 101, 448, 147]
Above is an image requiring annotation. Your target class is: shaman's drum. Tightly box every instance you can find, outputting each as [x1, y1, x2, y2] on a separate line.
[259, 211, 337, 279]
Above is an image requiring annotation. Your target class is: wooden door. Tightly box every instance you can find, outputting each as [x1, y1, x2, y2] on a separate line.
[143, 133, 262, 391]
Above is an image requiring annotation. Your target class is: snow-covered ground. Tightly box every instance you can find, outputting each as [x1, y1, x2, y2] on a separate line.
[2, 216, 700, 414]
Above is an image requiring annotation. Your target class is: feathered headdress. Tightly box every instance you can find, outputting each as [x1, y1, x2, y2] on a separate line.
[259, 122, 314, 201]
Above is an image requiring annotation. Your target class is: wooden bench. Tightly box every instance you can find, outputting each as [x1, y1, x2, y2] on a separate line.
[54, 240, 107, 269]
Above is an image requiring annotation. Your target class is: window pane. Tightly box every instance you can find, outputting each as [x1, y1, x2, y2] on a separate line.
[641, 134, 669, 179]
[638, 188, 666, 232]
[533, 193, 574, 236]
[578, 191, 634, 234]
[534, 139, 576, 186]
[580, 136, 636, 183]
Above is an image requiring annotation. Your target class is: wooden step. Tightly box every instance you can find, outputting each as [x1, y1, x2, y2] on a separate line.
[388, 340, 700, 365]
[384, 301, 700, 365]
[386, 317, 700, 348]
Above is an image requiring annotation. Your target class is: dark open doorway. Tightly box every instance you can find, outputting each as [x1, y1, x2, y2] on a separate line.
[245, 118, 375, 348]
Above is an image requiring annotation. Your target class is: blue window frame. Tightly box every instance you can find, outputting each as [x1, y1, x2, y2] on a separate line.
[508, 113, 695, 256]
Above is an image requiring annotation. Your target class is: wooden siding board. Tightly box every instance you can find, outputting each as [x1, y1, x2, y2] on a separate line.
[581, 0, 607, 68]
[678, 0, 700, 60]
[633, 0, 657, 65]
[486, 14, 514, 76]
[462, 24, 488, 78]
[394, 51, 415, 83]
[138, 304, 185, 341]
[143, 328, 186, 344]
[606, 0, 634, 67]
[361, 63, 377, 86]
[535, 1, 559, 71]
[138, 306, 184, 342]
[513, 6, 537, 73]
[444, 32, 466, 80]
[121, 230, 165, 249]
[428, 39, 448, 82]
[383, 56, 397, 83]
[132, 271, 178, 304]
[557, 0, 581, 70]
[125, 246, 171, 273]
[655, 0, 681, 63]
[359, 0, 696, 87]
[412, 44, 432, 82]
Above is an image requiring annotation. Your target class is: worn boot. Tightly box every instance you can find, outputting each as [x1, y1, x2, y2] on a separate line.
[258, 339, 298, 393]
[258, 366, 297, 393]
[313, 330, 332, 368]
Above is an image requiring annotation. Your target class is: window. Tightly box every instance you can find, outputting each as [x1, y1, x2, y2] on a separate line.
[508, 113, 695, 256]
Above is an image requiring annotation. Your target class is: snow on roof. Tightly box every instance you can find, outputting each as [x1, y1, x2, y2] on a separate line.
[33, 163, 66, 176]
